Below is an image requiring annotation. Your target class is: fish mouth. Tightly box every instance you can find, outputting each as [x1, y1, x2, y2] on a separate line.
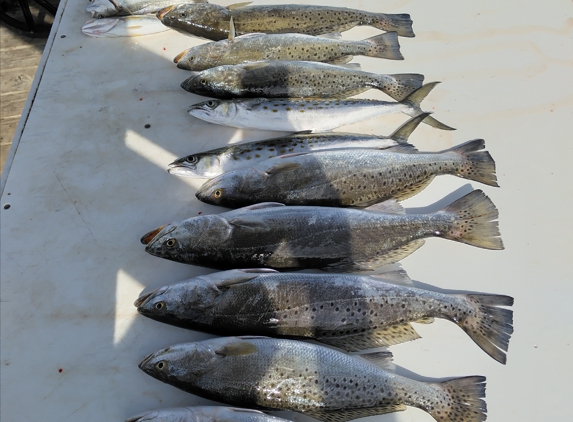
[140, 225, 165, 245]
[138, 351, 156, 370]
[157, 5, 175, 20]
[174, 50, 187, 64]
[134, 286, 167, 308]
[125, 410, 158, 422]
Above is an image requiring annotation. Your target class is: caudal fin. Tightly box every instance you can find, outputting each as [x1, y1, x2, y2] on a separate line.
[401, 82, 456, 130]
[441, 190, 504, 250]
[458, 294, 514, 364]
[374, 13, 415, 37]
[378, 73, 425, 101]
[364, 32, 404, 60]
[446, 139, 499, 187]
[429, 376, 487, 422]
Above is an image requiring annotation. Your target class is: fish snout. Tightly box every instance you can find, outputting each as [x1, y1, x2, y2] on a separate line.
[134, 286, 168, 308]
[174, 50, 187, 64]
[157, 5, 175, 20]
[140, 225, 166, 245]
[138, 351, 156, 371]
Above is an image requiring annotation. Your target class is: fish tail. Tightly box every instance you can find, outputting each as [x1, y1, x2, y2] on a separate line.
[372, 13, 415, 37]
[456, 294, 514, 364]
[401, 82, 456, 130]
[446, 139, 499, 187]
[376, 73, 425, 101]
[441, 190, 504, 250]
[363, 32, 404, 60]
[428, 376, 487, 422]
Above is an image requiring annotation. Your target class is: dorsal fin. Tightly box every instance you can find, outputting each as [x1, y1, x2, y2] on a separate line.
[240, 202, 285, 211]
[226, 2, 253, 10]
[384, 144, 418, 153]
[228, 16, 235, 41]
[388, 113, 428, 144]
[370, 266, 413, 286]
[365, 199, 405, 215]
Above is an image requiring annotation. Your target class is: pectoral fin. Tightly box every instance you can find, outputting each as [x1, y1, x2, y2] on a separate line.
[215, 341, 257, 357]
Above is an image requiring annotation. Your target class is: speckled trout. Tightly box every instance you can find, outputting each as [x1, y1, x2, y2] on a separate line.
[140, 190, 503, 272]
[181, 60, 424, 101]
[188, 82, 454, 132]
[169, 114, 424, 178]
[139, 337, 487, 422]
[87, 0, 204, 18]
[175, 31, 404, 71]
[196, 139, 498, 208]
[158, 3, 414, 41]
[136, 269, 514, 363]
[126, 406, 289, 422]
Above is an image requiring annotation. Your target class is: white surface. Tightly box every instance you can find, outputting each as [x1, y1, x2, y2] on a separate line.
[1, 1, 572, 421]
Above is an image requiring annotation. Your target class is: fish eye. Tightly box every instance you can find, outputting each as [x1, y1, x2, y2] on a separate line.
[213, 189, 223, 199]
[180, 12, 186, 17]
[155, 302, 165, 310]
[200, 79, 207, 85]
[186, 155, 198, 164]
[189, 56, 195, 61]
[156, 361, 166, 370]
[165, 238, 177, 248]
[206, 100, 217, 108]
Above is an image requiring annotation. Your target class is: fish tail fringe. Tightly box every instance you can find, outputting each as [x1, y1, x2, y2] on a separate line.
[457, 294, 514, 364]
[448, 139, 499, 187]
[401, 82, 456, 130]
[374, 13, 415, 37]
[364, 32, 404, 60]
[429, 376, 487, 422]
[441, 190, 504, 250]
[379, 73, 424, 101]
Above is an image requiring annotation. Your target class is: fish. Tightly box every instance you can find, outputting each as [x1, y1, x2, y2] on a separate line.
[135, 268, 514, 363]
[141, 190, 503, 272]
[187, 82, 454, 132]
[126, 406, 290, 422]
[82, 16, 171, 38]
[196, 138, 498, 208]
[169, 114, 425, 178]
[158, 3, 414, 41]
[175, 31, 404, 71]
[87, 0, 206, 18]
[139, 336, 487, 422]
[181, 60, 424, 101]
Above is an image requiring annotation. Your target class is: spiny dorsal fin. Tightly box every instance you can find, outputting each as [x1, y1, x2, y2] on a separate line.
[228, 16, 235, 41]
[215, 341, 257, 357]
[226, 2, 253, 10]
[388, 113, 428, 144]
[365, 199, 405, 215]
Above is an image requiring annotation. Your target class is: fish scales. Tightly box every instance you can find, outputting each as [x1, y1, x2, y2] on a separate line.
[196, 140, 498, 207]
[139, 337, 488, 422]
[136, 270, 514, 363]
[160, 4, 414, 41]
[142, 190, 503, 271]
[181, 61, 424, 101]
[176, 32, 403, 71]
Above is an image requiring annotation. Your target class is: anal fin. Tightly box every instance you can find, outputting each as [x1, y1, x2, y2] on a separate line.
[390, 176, 436, 201]
[318, 323, 421, 352]
[305, 404, 406, 422]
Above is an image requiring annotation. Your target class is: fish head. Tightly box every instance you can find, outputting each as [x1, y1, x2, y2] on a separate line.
[142, 215, 234, 264]
[135, 277, 221, 325]
[181, 66, 243, 98]
[168, 153, 223, 178]
[86, 0, 119, 18]
[188, 99, 238, 126]
[138, 342, 221, 385]
[159, 4, 231, 40]
[195, 168, 267, 207]
[175, 41, 231, 71]
[126, 407, 199, 422]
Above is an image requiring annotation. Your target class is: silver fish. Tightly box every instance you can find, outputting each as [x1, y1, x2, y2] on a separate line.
[181, 60, 424, 101]
[135, 268, 514, 363]
[82, 16, 170, 38]
[196, 139, 498, 208]
[187, 83, 454, 132]
[141, 190, 503, 272]
[87, 0, 205, 18]
[126, 406, 289, 422]
[175, 31, 404, 71]
[139, 336, 487, 422]
[158, 3, 414, 41]
[169, 113, 425, 179]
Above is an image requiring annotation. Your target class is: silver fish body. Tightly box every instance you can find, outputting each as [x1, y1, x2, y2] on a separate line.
[181, 61, 424, 101]
[175, 32, 404, 71]
[87, 0, 202, 18]
[139, 336, 487, 422]
[169, 113, 424, 178]
[160, 3, 414, 41]
[126, 406, 288, 422]
[196, 139, 498, 208]
[141, 190, 503, 272]
[187, 82, 454, 132]
[136, 269, 514, 363]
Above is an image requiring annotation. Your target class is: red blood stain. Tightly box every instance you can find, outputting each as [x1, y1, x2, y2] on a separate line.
[58, 368, 63, 373]
[163, 47, 166, 51]
[198, 212, 202, 215]
[139, 98, 143, 101]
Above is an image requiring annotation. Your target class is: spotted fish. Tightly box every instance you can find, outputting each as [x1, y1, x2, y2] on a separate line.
[181, 61, 424, 101]
[140, 190, 503, 272]
[136, 268, 514, 363]
[139, 336, 487, 422]
[175, 31, 404, 71]
[187, 82, 454, 132]
[158, 3, 414, 41]
[196, 138, 498, 208]
[126, 406, 290, 422]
